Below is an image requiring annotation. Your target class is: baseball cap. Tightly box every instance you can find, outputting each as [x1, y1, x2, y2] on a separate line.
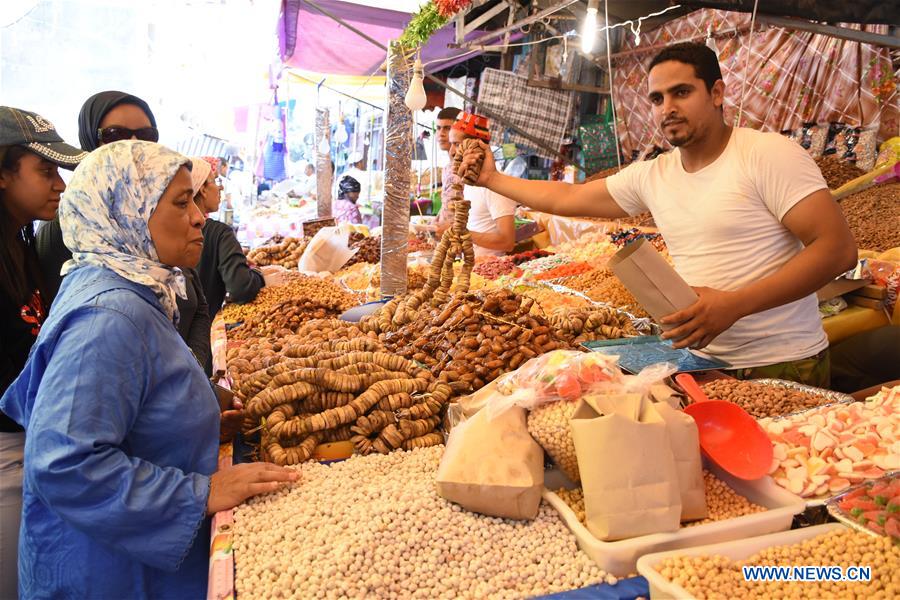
[0, 106, 88, 169]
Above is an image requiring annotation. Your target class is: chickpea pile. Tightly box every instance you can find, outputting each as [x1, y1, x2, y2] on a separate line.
[701, 379, 832, 419]
[683, 471, 767, 527]
[555, 470, 766, 529]
[529, 400, 582, 482]
[514, 286, 592, 312]
[655, 529, 899, 599]
[583, 278, 650, 319]
[233, 446, 616, 599]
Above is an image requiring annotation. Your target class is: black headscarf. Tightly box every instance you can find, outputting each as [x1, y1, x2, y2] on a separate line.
[77, 91, 157, 151]
[338, 175, 361, 199]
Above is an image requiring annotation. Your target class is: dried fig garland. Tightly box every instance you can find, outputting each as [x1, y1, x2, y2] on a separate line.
[548, 306, 638, 344]
[239, 339, 450, 466]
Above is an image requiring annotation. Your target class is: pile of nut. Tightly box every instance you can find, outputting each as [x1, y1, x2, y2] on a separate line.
[701, 379, 832, 419]
[233, 446, 616, 600]
[683, 470, 767, 527]
[345, 235, 381, 267]
[239, 338, 449, 464]
[365, 289, 572, 394]
[839, 182, 900, 252]
[653, 528, 899, 599]
[547, 305, 638, 344]
[222, 275, 359, 339]
[815, 155, 866, 189]
[554, 469, 766, 529]
[247, 237, 308, 268]
[407, 232, 434, 253]
[529, 400, 582, 482]
[565, 268, 615, 293]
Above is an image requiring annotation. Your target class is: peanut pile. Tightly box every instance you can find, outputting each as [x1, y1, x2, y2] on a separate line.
[554, 470, 766, 529]
[839, 182, 900, 252]
[701, 379, 832, 419]
[366, 289, 572, 394]
[222, 275, 359, 340]
[816, 155, 865, 189]
[515, 286, 592, 312]
[654, 528, 899, 599]
[247, 237, 308, 268]
[583, 277, 649, 319]
[233, 446, 616, 600]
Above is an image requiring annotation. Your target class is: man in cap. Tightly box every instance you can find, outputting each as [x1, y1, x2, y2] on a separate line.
[438, 112, 517, 257]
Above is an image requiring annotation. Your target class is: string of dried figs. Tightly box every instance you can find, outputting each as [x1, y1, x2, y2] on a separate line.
[247, 236, 309, 268]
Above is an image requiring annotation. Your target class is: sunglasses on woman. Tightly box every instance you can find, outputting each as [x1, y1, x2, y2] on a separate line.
[97, 126, 160, 145]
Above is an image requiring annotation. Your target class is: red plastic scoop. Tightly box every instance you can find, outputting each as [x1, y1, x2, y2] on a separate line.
[676, 374, 773, 480]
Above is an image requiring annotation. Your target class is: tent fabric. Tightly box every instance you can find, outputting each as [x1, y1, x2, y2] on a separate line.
[279, 0, 483, 76]
[610, 8, 899, 159]
[682, 1, 896, 26]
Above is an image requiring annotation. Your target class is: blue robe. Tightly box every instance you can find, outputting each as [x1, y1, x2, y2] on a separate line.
[1, 265, 219, 600]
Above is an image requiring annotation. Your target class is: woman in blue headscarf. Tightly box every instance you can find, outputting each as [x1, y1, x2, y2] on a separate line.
[0, 140, 297, 599]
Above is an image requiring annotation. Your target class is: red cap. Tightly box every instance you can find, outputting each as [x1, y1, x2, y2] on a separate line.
[451, 112, 491, 142]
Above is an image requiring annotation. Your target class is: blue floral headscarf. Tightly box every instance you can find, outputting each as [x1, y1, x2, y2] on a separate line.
[59, 140, 192, 322]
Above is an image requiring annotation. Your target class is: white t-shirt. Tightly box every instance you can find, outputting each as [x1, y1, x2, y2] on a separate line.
[606, 127, 829, 369]
[463, 185, 518, 257]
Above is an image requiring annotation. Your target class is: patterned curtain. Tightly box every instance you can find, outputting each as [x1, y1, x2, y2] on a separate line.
[610, 9, 899, 158]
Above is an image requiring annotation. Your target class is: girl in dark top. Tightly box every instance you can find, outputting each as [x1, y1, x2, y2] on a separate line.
[0, 106, 86, 600]
[192, 156, 264, 323]
[35, 91, 211, 371]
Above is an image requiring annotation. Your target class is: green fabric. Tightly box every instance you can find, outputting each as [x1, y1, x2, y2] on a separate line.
[726, 349, 831, 389]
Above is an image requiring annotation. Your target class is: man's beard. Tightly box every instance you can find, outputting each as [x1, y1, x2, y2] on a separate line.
[661, 118, 693, 147]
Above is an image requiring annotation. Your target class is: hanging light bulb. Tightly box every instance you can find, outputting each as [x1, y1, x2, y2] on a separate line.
[705, 25, 719, 57]
[335, 120, 349, 145]
[404, 55, 427, 112]
[580, 0, 599, 54]
[318, 134, 330, 156]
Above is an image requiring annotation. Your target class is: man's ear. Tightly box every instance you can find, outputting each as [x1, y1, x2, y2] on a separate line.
[712, 79, 726, 110]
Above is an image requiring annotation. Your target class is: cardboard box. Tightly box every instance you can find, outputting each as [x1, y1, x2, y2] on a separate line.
[815, 278, 871, 302]
[608, 238, 697, 328]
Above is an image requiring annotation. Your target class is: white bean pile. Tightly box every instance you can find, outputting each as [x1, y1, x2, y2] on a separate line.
[233, 446, 614, 599]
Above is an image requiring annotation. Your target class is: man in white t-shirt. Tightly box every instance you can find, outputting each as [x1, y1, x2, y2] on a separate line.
[437, 112, 517, 257]
[457, 42, 857, 384]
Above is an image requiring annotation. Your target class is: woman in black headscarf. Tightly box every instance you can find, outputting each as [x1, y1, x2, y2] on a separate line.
[334, 175, 362, 225]
[35, 91, 214, 375]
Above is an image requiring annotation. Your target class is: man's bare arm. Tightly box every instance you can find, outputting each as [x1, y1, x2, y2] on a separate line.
[469, 215, 516, 253]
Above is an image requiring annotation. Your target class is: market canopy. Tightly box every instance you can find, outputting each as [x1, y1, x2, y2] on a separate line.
[279, 0, 483, 76]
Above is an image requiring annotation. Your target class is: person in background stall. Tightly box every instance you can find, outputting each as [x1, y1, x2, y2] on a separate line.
[191, 156, 268, 328]
[0, 106, 86, 600]
[457, 43, 857, 386]
[439, 112, 517, 257]
[35, 90, 214, 372]
[334, 175, 363, 225]
[434, 106, 461, 231]
[0, 141, 297, 599]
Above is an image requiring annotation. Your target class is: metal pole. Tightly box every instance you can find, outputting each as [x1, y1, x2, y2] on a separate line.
[458, 0, 580, 48]
[300, 0, 585, 171]
[380, 41, 413, 298]
[315, 108, 333, 218]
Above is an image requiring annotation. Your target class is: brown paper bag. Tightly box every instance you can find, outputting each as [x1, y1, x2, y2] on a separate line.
[570, 393, 682, 540]
[654, 402, 708, 521]
[607, 238, 698, 328]
[436, 406, 544, 520]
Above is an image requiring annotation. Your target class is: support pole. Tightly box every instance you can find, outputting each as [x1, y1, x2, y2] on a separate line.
[380, 41, 413, 298]
[315, 108, 333, 218]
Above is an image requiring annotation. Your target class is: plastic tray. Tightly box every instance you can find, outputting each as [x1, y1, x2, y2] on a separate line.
[543, 459, 806, 576]
[636, 523, 846, 600]
[825, 470, 900, 538]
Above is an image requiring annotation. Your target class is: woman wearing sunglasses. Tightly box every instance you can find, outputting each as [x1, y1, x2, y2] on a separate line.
[36, 91, 212, 373]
